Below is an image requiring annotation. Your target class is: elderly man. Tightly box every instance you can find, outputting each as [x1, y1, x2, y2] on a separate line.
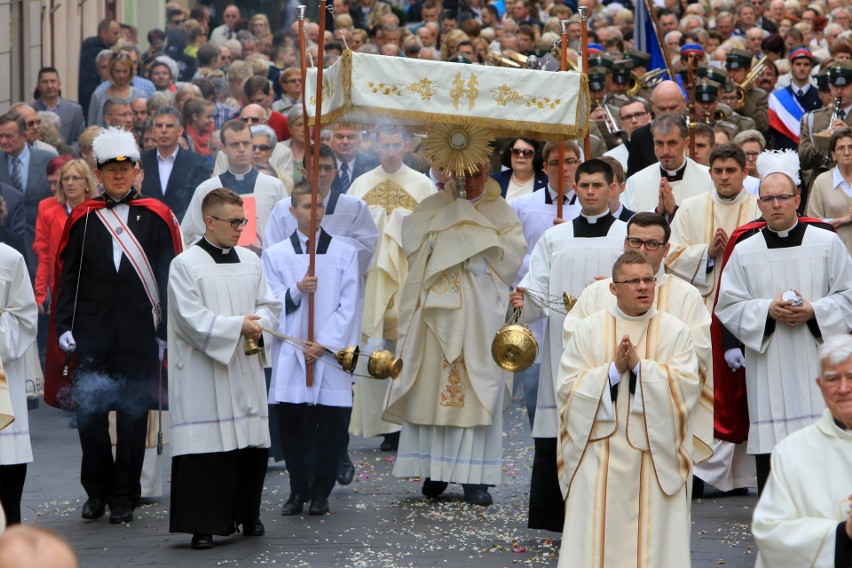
[623, 113, 714, 217]
[752, 334, 852, 568]
[383, 160, 525, 506]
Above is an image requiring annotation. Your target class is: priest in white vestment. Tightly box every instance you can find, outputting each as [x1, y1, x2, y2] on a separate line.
[509, 158, 626, 530]
[168, 189, 281, 549]
[623, 113, 714, 215]
[715, 151, 852, 492]
[667, 143, 759, 494]
[0, 242, 38, 525]
[383, 162, 525, 506]
[181, 119, 289, 250]
[263, 183, 361, 516]
[556, 251, 702, 568]
[752, 334, 852, 568]
[347, 126, 435, 453]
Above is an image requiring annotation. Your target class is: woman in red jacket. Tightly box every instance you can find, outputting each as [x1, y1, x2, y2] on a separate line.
[33, 159, 96, 312]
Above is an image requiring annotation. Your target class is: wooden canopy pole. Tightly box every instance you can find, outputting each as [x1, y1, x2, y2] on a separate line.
[297, 6, 312, 175]
[557, 19, 569, 220]
[579, 7, 590, 161]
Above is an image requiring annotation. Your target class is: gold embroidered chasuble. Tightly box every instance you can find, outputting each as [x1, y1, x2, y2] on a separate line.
[383, 180, 525, 428]
[555, 307, 700, 568]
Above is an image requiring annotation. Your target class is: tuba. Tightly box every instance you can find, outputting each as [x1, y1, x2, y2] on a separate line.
[733, 56, 767, 111]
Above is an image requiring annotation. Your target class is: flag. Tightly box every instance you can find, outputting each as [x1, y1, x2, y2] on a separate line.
[634, 0, 668, 75]
[768, 87, 805, 144]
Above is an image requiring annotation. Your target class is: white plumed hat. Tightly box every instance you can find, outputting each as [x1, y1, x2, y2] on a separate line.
[755, 149, 800, 188]
[92, 126, 140, 167]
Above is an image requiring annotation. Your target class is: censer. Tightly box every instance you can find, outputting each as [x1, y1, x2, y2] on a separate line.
[367, 349, 404, 380]
[491, 308, 538, 372]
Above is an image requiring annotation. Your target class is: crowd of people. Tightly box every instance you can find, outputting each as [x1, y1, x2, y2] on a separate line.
[0, 0, 850, 565]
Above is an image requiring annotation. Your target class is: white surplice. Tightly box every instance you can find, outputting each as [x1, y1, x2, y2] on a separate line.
[623, 157, 714, 212]
[0, 244, 37, 465]
[556, 307, 701, 568]
[167, 245, 281, 457]
[564, 265, 714, 465]
[752, 410, 852, 567]
[263, 232, 361, 407]
[715, 223, 852, 454]
[519, 215, 627, 439]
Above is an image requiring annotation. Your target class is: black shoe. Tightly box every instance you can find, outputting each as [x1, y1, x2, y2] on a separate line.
[722, 487, 750, 497]
[109, 505, 134, 524]
[421, 478, 449, 498]
[462, 484, 493, 506]
[281, 493, 306, 516]
[308, 497, 329, 515]
[190, 534, 213, 549]
[81, 498, 106, 520]
[380, 432, 400, 452]
[242, 519, 265, 536]
[692, 477, 705, 499]
[336, 456, 355, 486]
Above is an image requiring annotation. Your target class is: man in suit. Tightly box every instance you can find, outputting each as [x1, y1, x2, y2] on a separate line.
[329, 128, 378, 193]
[0, 183, 27, 259]
[50, 127, 182, 525]
[78, 19, 120, 118]
[0, 111, 54, 279]
[31, 67, 86, 148]
[140, 106, 211, 222]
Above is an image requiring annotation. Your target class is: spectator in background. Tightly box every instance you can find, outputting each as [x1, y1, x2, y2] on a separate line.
[182, 98, 216, 158]
[31, 68, 85, 148]
[78, 19, 121, 118]
[87, 53, 147, 127]
[243, 76, 291, 141]
[272, 68, 302, 115]
[102, 98, 134, 131]
[210, 5, 241, 47]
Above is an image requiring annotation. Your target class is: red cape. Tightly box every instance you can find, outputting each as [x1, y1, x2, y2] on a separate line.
[712, 216, 834, 442]
[44, 197, 183, 409]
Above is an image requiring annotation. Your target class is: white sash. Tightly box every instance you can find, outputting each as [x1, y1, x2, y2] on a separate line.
[94, 208, 162, 328]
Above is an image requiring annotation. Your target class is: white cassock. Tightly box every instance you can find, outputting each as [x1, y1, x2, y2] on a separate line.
[520, 213, 627, 439]
[752, 410, 852, 567]
[556, 307, 701, 568]
[715, 222, 852, 454]
[181, 171, 288, 248]
[564, 265, 714, 466]
[264, 191, 378, 277]
[623, 157, 714, 212]
[383, 179, 525, 484]
[347, 164, 436, 234]
[0, 244, 37, 467]
[167, 244, 281, 457]
[667, 188, 760, 491]
[263, 230, 361, 407]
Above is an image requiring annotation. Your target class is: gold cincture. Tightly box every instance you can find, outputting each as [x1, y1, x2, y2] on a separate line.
[491, 308, 538, 372]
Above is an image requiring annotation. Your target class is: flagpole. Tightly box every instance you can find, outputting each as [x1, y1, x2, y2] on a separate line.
[557, 19, 570, 220]
[579, 6, 590, 161]
[644, 0, 676, 81]
[297, 6, 311, 175]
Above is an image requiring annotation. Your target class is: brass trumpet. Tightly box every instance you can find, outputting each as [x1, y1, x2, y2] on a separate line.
[733, 55, 767, 112]
[626, 68, 667, 97]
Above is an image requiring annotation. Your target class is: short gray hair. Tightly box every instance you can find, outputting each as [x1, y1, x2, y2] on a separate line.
[650, 113, 688, 139]
[96, 49, 114, 64]
[250, 124, 277, 144]
[733, 129, 766, 150]
[819, 335, 852, 369]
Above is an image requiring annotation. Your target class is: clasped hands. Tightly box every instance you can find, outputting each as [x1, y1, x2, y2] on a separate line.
[614, 335, 640, 376]
[768, 290, 814, 327]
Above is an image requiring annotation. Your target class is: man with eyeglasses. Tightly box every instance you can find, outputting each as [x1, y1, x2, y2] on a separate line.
[604, 98, 651, 173]
[11, 103, 58, 157]
[140, 106, 211, 222]
[510, 159, 627, 531]
[624, 113, 715, 218]
[212, 105, 294, 182]
[751, 334, 852, 568]
[102, 98, 134, 132]
[667, 143, 760, 497]
[182, 119, 287, 251]
[167, 188, 280, 549]
[715, 150, 852, 494]
[554, 250, 701, 567]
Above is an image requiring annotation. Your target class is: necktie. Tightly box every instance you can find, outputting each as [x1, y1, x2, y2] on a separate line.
[840, 109, 847, 121]
[10, 157, 22, 192]
[338, 162, 351, 192]
[797, 89, 804, 97]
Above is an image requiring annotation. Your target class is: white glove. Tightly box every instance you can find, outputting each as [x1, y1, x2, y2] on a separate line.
[156, 337, 167, 361]
[724, 348, 746, 372]
[59, 331, 76, 353]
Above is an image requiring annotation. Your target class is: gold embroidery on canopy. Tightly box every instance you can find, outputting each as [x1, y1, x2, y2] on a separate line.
[450, 72, 479, 111]
[362, 180, 417, 214]
[406, 77, 438, 101]
[440, 356, 466, 407]
[491, 84, 524, 107]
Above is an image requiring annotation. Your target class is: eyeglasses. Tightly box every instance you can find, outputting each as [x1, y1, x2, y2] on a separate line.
[252, 144, 272, 152]
[241, 116, 264, 124]
[61, 175, 85, 183]
[613, 277, 657, 286]
[112, 52, 131, 61]
[744, 151, 760, 159]
[284, 78, 302, 84]
[211, 216, 249, 229]
[26, 120, 39, 127]
[834, 145, 852, 154]
[757, 194, 796, 204]
[626, 237, 664, 251]
[171, 19, 185, 25]
[510, 148, 535, 157]
[547, 158, 579, 168]
[620, 110, 648, 121]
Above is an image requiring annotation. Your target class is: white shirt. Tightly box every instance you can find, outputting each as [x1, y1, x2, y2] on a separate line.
[157, 147, 179, 196]
[832, 164, 852, 199]
[112, 202, 131, 271]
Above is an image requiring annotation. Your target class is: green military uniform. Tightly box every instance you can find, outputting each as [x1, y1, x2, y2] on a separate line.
[624, 49, 653, 101]
[726, 48, 770, 133]
[588, 66, 624, 150]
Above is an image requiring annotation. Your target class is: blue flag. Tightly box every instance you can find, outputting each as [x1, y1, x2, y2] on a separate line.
[633, 0, 668, 76]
